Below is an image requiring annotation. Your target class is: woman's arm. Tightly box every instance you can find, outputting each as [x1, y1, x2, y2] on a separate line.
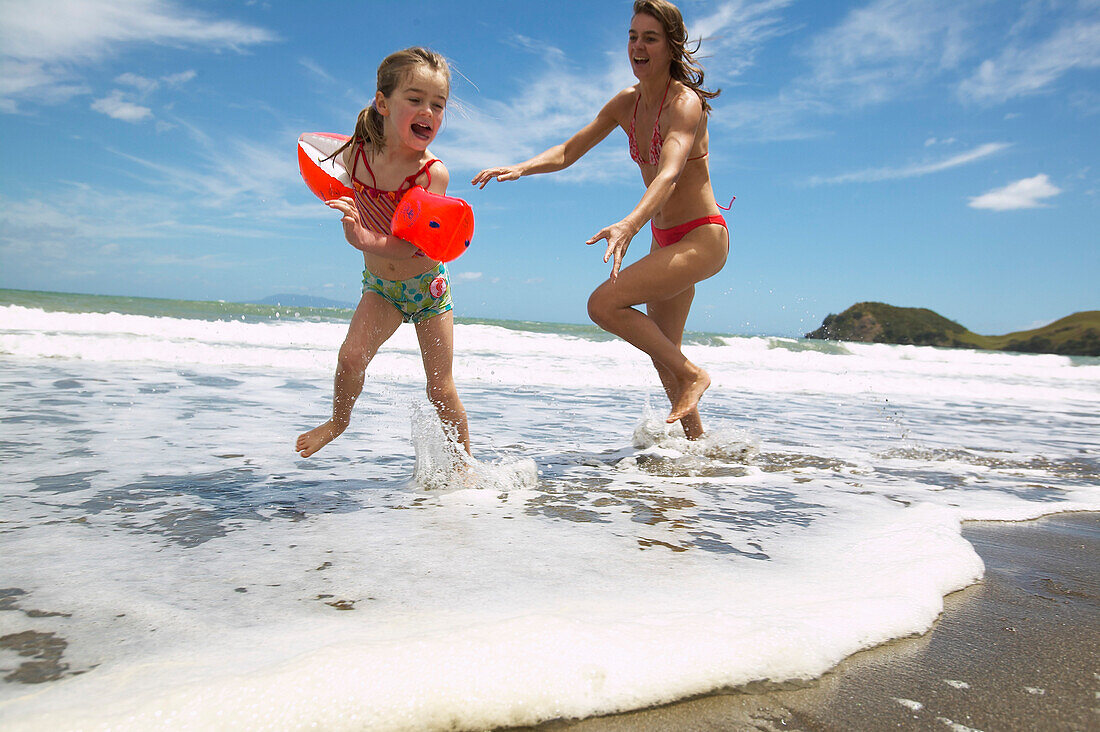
[471, 92, 628, 188]
[588, 92, 704, 278]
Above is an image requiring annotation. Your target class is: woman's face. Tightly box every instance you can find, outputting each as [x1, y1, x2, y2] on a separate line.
[377, 65, 449, 151]
[628, 13, 670, 80]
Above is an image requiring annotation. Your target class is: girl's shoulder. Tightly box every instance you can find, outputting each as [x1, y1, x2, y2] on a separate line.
[407, 152, 448, 192]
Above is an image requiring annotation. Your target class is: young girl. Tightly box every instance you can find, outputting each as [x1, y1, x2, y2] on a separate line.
[472, 0, 727, 440]
[297, 47, 470, 458]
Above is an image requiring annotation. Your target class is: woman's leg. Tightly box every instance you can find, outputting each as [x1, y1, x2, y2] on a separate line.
[296, 292, 403, 457]
[414, 310, 471, 454]
[587, 223, 727, 423]
[647, 281, 705, 439]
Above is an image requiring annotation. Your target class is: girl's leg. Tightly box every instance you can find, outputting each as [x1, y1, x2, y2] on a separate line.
[414, 311, 471, 454]
[296, 293, 403, 457]
[587, 223, 727, 424]
[646, 281, 705, 439]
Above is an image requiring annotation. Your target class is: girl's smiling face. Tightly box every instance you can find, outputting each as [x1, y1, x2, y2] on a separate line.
[628, 13, 670, 80]
[377, 64, 449, 151]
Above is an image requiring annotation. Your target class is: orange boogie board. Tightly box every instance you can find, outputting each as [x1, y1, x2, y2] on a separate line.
[391, 186, 474, 263]
[297, 132, 474, 263]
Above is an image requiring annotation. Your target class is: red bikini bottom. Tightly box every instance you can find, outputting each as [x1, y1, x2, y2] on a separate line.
[651, 214, 727, 248]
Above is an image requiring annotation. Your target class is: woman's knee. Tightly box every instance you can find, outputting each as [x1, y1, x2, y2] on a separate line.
[587, 288, 614, 327]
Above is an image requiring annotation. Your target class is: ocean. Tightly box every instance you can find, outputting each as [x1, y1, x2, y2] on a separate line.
[1, 288, 1098, 730]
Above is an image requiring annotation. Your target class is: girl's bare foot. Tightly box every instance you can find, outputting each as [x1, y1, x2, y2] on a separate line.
[295, 419, 348, 458]
[667, 368, 711, 424]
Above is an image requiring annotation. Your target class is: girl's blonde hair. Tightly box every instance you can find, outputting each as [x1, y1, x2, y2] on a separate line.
[328, 47, 451, 161]
[633, 0, 719, 113]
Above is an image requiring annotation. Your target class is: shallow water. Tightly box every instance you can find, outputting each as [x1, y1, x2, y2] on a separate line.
[1, 294, 1098, 730]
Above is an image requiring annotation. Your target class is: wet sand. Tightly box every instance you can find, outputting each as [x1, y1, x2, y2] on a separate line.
[517, 512, 1099, 732]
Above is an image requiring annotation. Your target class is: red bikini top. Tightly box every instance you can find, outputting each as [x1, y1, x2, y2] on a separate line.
[628, 78, 708, 166]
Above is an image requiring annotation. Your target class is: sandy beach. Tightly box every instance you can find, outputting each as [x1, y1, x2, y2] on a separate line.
[519, 512, 1099, 731]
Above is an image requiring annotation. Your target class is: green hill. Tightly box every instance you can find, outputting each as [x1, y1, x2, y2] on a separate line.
[805, 302, 1100, 356]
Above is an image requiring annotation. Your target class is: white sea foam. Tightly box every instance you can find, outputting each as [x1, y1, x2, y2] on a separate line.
[1, 304, 1098, 730]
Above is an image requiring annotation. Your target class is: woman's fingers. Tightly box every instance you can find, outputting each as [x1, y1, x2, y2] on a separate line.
[471, 169, 497, 188]
[608, 242, 625, 279]
[472, 167, 519, 189]
[586, 227, 610, 247]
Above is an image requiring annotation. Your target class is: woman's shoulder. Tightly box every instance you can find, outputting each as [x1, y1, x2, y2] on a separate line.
[601, 86, 639, 122]
[606, 86, 640, 110]
[666, 81, 705, 124]
[669, 81, 704, 112]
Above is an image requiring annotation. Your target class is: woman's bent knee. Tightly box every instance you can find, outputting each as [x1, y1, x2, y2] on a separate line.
[587, 290, 613, 328]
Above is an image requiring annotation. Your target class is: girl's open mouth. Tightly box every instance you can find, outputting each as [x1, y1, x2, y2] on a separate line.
[411, 122, 432, 140]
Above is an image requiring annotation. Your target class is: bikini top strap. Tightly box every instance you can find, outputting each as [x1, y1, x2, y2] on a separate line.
[352, 144, 379, 189]
[653, 77, 672, 142]
[405, 158, 442, 190]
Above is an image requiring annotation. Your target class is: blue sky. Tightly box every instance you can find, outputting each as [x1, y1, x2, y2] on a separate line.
[1, 0, 1097, 337]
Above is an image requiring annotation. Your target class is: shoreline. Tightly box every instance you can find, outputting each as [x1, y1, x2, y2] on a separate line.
[517, 511, 1100, 731]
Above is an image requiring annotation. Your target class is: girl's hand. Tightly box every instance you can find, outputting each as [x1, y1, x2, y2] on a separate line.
[326, 197, 368, 249]
[471, 165, 522, 189]
[326, 196, 359, 226]
[586, 220, 639, 280]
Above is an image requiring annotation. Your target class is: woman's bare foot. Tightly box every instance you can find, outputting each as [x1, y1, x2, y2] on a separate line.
[667, 367, 711, 424]
[295, 419, 348, 458]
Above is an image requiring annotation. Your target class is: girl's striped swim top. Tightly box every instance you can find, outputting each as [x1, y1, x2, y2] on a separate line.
[350, 145, 440, 236]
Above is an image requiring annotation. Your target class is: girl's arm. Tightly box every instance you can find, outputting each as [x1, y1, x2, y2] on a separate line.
[587, 93, 704, 279]
[327, 161, 452, 260]
[325, 198, 420, 259]
[471, 92, 627, 188]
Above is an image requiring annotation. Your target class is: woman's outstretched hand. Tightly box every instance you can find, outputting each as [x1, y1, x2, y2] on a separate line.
[471, 165, 523, 189]
[587, 220, 639, 280]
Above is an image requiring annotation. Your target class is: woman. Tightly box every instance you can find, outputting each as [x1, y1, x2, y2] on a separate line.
[473, 0, 729, 440]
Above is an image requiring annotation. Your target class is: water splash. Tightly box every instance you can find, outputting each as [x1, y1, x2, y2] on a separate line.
[619, 408, 760, 476]
[410, 402, 538, 492]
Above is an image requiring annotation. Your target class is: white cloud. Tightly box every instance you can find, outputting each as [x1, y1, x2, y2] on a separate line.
[968, 173, 1062, 210]
[0, 0, 276, 111]
[800, 0, 972, 107]
[91, 90, 152, 122]
[690, 0, 797, 80]
[452, 272, 483, 283]
[712, 0, 976, 140]
[433, 44, 630, 174]
[163, 70, 197, 86]
[116, 72, 159, 93]
[809, 142, 1010, 185]
[109, 130, 300, 208]
[958, 17, 1100, 103]
[299, 58, 334, 84]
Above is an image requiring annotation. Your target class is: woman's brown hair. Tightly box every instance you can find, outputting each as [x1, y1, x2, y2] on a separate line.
[633, 0, 720, 113]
